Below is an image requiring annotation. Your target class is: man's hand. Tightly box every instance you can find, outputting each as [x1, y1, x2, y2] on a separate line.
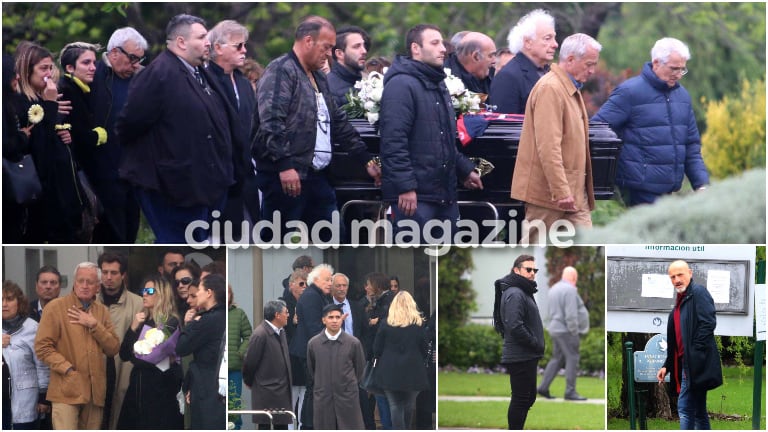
[556, 195, 576, 211]
[398, 191, 417, 216]
[656, 367, 667, 384]
[67, 306, 97, 330]
[279, 169, 301, 197]
[56, 98, 72, 116]
[463, 171, 484, 190]
[366, 163, 382, 187]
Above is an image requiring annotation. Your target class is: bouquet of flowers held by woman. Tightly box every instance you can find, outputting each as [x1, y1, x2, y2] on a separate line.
[344, 69, 482, 125]
[133, 323, 181, 371]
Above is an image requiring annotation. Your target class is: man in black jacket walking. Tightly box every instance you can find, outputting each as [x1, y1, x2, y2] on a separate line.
[493, 254, 544, 430]
[657, 260, 722, 430]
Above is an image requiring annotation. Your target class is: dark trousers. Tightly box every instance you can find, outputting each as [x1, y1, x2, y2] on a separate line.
[504, 359, 538, 430]
[300, 358, 314, 429]
[134, 187, 225, 243]
[392, 201, 459, 244]
[91, 179, 140, 243]
[360, 387, 376, 429]
[256, 169, 339, 242]
[384, 390, 419, 430]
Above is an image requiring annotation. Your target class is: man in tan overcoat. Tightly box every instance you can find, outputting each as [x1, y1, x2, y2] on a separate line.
[511, 33, 602, 244]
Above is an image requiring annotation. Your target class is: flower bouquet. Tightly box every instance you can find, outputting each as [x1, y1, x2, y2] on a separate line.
[343, 71, 385, 125]
[443, 69, 482, 114]
[133, 324, 180, 371]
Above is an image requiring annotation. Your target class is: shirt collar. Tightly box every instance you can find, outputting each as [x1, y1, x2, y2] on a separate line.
[567, 73, 584, 90]
[265, 319, 281, 335]
[325, 328, 341, 341]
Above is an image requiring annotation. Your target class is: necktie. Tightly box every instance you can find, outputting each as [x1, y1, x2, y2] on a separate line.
[194, 68, 205, 87]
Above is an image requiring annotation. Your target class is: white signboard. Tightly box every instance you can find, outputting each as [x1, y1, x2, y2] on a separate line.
[641, 273, 674, 298]
[706, 269, 731, 304]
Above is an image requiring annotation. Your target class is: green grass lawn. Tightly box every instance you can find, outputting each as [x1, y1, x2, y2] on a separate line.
[608, 366, 766, 430]
[438, 371, 606, 429]
[439, 371, 605, 399]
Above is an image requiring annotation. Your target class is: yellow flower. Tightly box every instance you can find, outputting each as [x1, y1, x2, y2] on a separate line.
[27, 104, 44, 124]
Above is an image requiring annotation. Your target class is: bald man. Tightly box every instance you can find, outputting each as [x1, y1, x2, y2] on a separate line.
[656, 260, 722, 430]
[444, 31, 497, 95]
[537, 266, 589, 400]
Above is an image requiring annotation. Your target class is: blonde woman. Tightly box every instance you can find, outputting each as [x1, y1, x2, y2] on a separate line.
[372, 291, 429, 430]
[117, 276, 183, 429]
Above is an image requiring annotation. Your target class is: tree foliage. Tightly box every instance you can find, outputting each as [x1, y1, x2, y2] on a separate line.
[437, 247, 476, 332]
[701, 79, 766, 179]
[544, 246, 605, 328]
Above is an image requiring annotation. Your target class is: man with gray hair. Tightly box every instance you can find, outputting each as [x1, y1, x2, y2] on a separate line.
[537, 266, 590, 401]
[593, 37, 709, 206]
[206, 19, 259, 238]
[35, 262, 120, 429]
[118, 14, 243, 243]
[511, 33, 602, 243]
[444, 31, 497, 95]
[88, 26, 148, 243]
[490, 9, 558, 114]
[243, 300, 293, 429]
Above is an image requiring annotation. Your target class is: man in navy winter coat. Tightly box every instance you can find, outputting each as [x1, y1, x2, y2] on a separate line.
[592, 37, 710, 206]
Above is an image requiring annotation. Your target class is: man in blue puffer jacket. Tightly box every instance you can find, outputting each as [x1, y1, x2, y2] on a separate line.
[592, 37, 709, 206]
[380, 24, 483, 242]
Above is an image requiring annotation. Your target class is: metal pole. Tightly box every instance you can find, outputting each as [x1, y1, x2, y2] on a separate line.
[753, 260, 765, 430]
[625, 341, 636, 430]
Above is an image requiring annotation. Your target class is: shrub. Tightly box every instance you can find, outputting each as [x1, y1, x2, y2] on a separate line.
[439, 323, 502, 369]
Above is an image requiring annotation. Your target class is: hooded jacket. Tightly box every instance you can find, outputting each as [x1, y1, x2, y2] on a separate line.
[380, 55, 475, 204]
[495, 273, 545, 363]
[592, 62, 709, 194]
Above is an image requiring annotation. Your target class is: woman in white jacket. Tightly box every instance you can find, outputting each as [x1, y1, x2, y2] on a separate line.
[2, 280, 50, 429]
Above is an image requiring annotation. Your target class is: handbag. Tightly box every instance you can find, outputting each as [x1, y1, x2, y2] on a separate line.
[2, 154, 42, 205]
[361, 358, 383, 394]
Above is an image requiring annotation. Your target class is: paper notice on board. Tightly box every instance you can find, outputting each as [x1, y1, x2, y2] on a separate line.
[706, 270, 730, 303]
[641, 274, 674, 298]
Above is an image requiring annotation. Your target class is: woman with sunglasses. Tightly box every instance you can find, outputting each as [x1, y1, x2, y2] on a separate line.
[117, 276, 183, 429]
[12, 41, 86, 243]
[171, 263, 201, 322]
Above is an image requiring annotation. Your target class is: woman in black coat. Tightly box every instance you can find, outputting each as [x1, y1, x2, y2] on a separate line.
[373, 291, 429, 430]
[118, 276, 183, 430]
[2, 55, 30, 243]
[13, 41, 86, 243]
[363, 272, 395, 429]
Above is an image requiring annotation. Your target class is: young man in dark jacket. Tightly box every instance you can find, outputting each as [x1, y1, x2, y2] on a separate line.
[657, 260, 722, 430]
[493, 254, 544, 430]
[252, 16, 380, 242]
[379, 24, 483, 244]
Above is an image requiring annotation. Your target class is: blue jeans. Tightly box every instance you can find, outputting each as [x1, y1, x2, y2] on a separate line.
[256, 170, 339, 242]
[134, 187, 224, 243]
[229, 370, 243, 430]
[375, 394, 392, 429]
[392, 201, 459, 244]
[678, 368, 711, 430]
[384, 390, 418, 430]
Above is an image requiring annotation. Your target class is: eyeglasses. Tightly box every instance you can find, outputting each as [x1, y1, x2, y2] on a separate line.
[116, 46, 145, 65]
[667, 65, 688, 76]
[298, 281, 306, 287]
[221, 42, 247, 51]
[522, 267, 539, 274]
[175, 277, 194, 286]
[142, 287, 156, 296]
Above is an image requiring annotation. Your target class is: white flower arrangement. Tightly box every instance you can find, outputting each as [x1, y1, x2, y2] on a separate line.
[344, 68, 482, 125]
[133, 327, 166, 355]
[27, 104, 44, 125]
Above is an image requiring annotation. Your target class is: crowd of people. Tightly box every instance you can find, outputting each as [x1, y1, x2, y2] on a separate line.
[3, 7, 709, 244]
[238, 255, 435, 430]
[2, 250, 227, 430]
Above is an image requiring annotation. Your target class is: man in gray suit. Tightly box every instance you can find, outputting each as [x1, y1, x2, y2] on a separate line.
[537, 266, 589, 400]
[243, 300, 293, 429]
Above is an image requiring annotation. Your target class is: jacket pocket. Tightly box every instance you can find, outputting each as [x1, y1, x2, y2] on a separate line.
[61, 371, 84, 399]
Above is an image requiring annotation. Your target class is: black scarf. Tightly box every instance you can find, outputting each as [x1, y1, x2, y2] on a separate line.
[2, 315, 25, 334]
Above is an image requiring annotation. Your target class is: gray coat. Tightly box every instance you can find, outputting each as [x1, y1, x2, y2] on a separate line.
[307, 331, 365, 430]
[3, 317, 50, 424]
[242, 321, 292, 425]
[546, 279, 589, 336]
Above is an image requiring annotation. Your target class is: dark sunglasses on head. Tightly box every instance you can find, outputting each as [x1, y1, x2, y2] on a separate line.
[116, 46, 145, 65]
[522, 267, 539, 274]
[142, 287, 156, 296]
[175, 277, 194, 286]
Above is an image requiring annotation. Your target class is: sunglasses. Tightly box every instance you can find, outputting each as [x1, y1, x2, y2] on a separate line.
[522, 267, 539, 274]
[175, 277, 194, 286]
[116, 46, 146, 65]
[221, 41, 247, 51]
[142, 287, 156, 296]
[298, 281, 306, 287]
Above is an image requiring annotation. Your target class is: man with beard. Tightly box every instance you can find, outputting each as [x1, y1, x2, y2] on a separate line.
[96, 252, 143, 429]
[657, 260, 722, 430]
[327, 25, 370, 107]
[379, 24, 483, 242]
[117, 14, 242, 243]
[492, 254, 544, 429]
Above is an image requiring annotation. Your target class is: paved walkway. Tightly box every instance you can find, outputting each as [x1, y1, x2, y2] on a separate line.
[440, 395, 606, 405]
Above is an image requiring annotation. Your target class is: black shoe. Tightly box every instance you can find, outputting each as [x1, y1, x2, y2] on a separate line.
[537, 389, 555, 399]
[565, 394, 587, 401]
